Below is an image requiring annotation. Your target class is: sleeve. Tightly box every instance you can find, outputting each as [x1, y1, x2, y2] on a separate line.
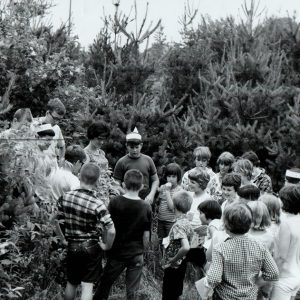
[181, 171, 189, 191]
[96, 203, 114, 229]
[261, 248, 279, 281]
[56, 126, 65, 148]
[172, 223, 188, 241]
[206, 248, 224, 288]
[113, 159, 125, 182]
[259, 175, 273, 193]
[148, 157, 157, 176]
[143, 203, 152, 231]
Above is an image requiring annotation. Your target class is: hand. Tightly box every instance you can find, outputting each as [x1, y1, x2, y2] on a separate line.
[61, 239, 68, 247]
[99, 237, 110, 251]
[165, 183, 172, 190]
[145, 193, 154, 205]
[194, 225, 208, 237]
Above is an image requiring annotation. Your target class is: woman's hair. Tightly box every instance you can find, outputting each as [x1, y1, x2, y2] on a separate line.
[65, 145, 87, 165]
[164, 163, 182, 183]
[241, 151, 260, 167]
[188, 169, 210, 190]
[193, 146, 211, 161]
[259, 194, 281, 224]
[173, 191, 193, 213]
[87, 121, 110, 140]
[222, 173, 242, 191]
[223, 203, 252, 234]
[217, 151, 235, 170]
[279, 185, 300, 215]
[198, 199, 222, 220]
[247, 201, 271, 231]
[47, 98, 66, 116]
[13, 108, 33, 123]
[234, 158, 253, 181]
[237, 185, 260, 201]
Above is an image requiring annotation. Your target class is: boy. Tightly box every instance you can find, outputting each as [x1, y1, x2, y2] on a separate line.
[94, 169, 152, 300]
[55, 163, 115, 300]
[199, 203, 279, 300]
[113, 127, 159, 204]
[237, 184, 260, 203]
[32, 98, 66, 164]
[220, 173, 241, 211]
[162, 191, 194, 300]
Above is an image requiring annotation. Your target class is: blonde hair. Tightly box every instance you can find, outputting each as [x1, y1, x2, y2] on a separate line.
[247, 201, 271, 231]
[259, 194, 281, 224]
[234, 159, 253, 181]
[193, 146, 211, 161]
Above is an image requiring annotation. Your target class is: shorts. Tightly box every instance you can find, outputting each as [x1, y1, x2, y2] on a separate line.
[66, 239, 102, 285]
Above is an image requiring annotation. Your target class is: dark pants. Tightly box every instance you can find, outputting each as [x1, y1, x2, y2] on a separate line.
[213, 291, 223, 300]
[93, 254, 143, 300]
[186, 247, 206, 267]
[162, 259, 187, 300]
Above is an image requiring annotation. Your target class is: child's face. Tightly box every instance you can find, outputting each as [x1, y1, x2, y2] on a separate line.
[194, 156, 208, 169]
[167, 175, 178, 187]
[219, 161, 231, 175]
[189, 179, 202, 193]
[126, 143, 142, 158]
[222, 185, 236, 200]
[199, 210, 209, 225]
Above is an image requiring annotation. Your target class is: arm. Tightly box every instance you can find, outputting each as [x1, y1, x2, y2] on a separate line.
[206, 248, 224, 289]
[51, 213, 68, 246]
[100, 224, 116, 251]
[165, 190, 174, 211]
[145, 173, 159, 204]
[168, 238, 190, 267]
[275, 221, 290, 270]
[56, 128, 65, 162]
[143, 231, 150, 248]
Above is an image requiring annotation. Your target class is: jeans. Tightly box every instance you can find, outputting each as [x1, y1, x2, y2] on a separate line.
[93, 254, 144, 300]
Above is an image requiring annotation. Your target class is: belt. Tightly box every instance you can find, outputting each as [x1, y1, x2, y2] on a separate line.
[68, 239, 99, 250]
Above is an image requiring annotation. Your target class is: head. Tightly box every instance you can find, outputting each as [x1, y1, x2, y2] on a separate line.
[44, 98, 65, 125]
[247, 201, 271, 231]
[65, 145, 88, 175]
[285, 168, 300, 186]
[80, 163, 100, 186]
[188, 169, 210, 193]
[223, 203, 252, 235]
[279, 185, 300, 215]
[35, 123, 55, 151]
[172, 191, 193, 213]
[237, 184, 260, 202]
[126, 128, 143, 158]
[11, 108, 33, 129]
[241, 151, 260, 168]
[193, 146, 211, 169]
[198, 200, 222, 225]
[234, 158, 253, 184]
[217, 151, 235, 176]
[164, 163, 182, 187]
[221, 173, 242, 201]
[87, 121, 110, 149]
[259, 194, 281, 224]
[124, 169, 143, 192]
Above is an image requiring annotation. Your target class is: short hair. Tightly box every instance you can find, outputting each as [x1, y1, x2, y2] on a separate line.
[217, 152, 235, 168]
[87, 121, 110, 140]
[234, 159, 253, 181]
[188, 169, 210, 190]
[247, 201, 271, 231]
[223, 203, 252, 234]
[279, 185, 300, 215]
[124, 169, 143, 191]
[13, 108, 33, 123]
[164, 163, 182, 183]
[198, 200, 222, 220]
[80, 163, 100, 185]
[65, 145, 87, 164]
[193, 146, 211, 161]
[242, 151, 260, 167]
[259, 194, 281, 224]
[173, 191, 193, 213]
[237, 185, 260, 201]
[47, 98, 66, 116]
[222, 173, 242, 192]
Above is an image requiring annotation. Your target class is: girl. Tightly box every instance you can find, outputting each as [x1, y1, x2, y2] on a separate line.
[216, 151, 235, 185]
[233, 158, 254, 186]
[157, 163, 182, 240]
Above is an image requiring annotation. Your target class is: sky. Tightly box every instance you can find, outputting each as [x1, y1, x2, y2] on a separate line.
[49, 0, 299, 49]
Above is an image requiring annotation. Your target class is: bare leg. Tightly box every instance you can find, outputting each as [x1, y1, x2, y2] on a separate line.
[65, 282, 77, 300]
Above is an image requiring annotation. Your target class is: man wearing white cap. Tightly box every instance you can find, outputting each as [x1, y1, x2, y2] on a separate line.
[285, 168, 300, 186]
[113, 128, 159, 204]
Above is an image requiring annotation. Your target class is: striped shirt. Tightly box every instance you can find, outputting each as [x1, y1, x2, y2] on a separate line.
[158, 185, 182, 222]
[57, 188, 113, 241]
[207, 235, 279, 300]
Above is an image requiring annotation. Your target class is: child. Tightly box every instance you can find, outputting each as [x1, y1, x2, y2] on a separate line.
[94, 169, 152, 300]
[215, 151, 235, 185]
[54, 163, 116, 300]
[237, 184, 260, 203]
[162, 191, 194, 300]
[198, 203, 279, 300]
[157, 163, 182, 241]
[233, 158, 253, 186]
[220, 173, 242, 210]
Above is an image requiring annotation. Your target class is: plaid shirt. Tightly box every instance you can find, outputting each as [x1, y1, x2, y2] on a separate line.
[57, 188, 113, 241]
[207, 235, 279, 300]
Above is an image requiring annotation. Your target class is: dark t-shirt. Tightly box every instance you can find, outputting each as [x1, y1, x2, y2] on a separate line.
[113, 154, 157, 197]
[107, 195, 152, 259]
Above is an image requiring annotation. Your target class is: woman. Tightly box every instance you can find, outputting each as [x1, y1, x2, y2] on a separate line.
[215, 151, 235, 186]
